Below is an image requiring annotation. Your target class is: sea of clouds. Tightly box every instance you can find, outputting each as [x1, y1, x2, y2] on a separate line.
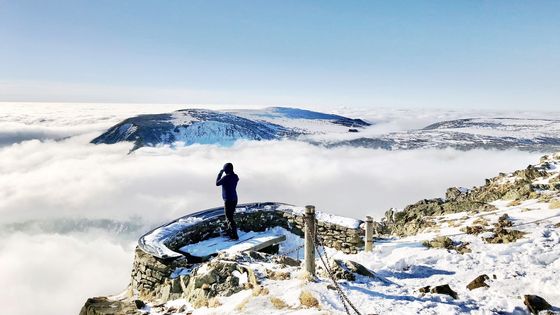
[0, 103, 554, 315]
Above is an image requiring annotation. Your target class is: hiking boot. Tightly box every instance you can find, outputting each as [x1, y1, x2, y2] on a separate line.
[229, 230, 239, 240]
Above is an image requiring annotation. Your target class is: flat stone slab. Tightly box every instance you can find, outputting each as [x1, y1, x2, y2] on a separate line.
[179, 230, 286, 257]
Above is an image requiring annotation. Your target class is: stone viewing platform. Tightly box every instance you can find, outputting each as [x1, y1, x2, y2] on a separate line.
[124, 202, 365, 302]
[138, 202, 364, 260]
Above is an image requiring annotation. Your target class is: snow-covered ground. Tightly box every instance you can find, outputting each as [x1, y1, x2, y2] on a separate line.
[180, 230, 286, 257]
[144, 201, 559, 314]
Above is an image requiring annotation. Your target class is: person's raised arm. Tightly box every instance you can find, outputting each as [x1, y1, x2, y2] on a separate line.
[216, 169, 225, 186]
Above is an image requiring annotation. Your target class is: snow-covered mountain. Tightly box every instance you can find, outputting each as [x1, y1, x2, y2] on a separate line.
[333, 117, 560, 152]
[92, 109, 560, 152]
[91, 107, 370, 150]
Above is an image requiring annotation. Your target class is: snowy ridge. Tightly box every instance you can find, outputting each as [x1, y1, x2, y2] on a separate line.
[333, 117, 560, 152]
[93, 111, 560, 152]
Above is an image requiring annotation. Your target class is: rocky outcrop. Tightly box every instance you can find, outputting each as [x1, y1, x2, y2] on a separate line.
[131, 251, 264, 309]
[523, 295, 552, 314]
[419, 284, 459, 299]
[131, 250, 264, 306]
[299, 290, 320, 308]
[466, 274, 490, 290]
[324, 259, 376, 281]
[380, 162, 553, 237]
[179, 258, 259, 308]
[484, 227, 525, 244]
[422, 236, 471, 254]
[79, 297, 143, 315]
[430, 284, 458, 299]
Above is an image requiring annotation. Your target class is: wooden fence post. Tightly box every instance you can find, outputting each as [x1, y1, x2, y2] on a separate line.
[365, 216, 374, 252]
[304, 205, 316, 275]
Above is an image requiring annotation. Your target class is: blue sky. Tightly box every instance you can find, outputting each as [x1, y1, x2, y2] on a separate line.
[0, 0, 559, 109]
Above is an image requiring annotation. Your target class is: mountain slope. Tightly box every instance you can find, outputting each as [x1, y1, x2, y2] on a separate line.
[92, 110, 560, 152]
[91, 107, 370, 150]
[91, 109, 296, 150]
[333, 117, 560, 152]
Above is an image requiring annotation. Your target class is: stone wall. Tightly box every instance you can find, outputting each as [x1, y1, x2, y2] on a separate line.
[131, 208, 364, 298]
[164, 209, 364, 255]
[130, 247, 190, 300]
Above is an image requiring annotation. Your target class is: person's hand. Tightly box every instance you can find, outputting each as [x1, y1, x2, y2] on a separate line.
[219, 169, 224, 175]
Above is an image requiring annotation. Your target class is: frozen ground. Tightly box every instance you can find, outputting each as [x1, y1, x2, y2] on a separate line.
[143, 201, 559, 314]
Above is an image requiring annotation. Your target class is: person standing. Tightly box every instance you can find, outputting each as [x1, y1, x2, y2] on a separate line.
[216, 163, 239, 240]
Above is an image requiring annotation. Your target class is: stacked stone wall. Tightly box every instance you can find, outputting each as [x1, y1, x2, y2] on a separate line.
[130, 247, 190, 299]
[132, 209, 364, 296]
[165, 209, 363, 255]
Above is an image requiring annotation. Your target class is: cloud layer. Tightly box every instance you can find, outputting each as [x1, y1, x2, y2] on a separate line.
[0, 136, 543, 224]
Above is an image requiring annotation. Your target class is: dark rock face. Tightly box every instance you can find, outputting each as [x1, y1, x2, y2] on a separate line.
[484, 228, 525, 244]
[419, 284, 459, 299]
[496, 214, 513, 228]
[430, 284, 458, 299]
[422, 236, 471, 254]
[466, 274, 490, 290]
[523, 295, 552, 314]
[273, 255, 301, 267]
[461, 225, 485, 235]
[418, 286, 431, 294]
[423, 236, 453, 250]
[326, 259, 376, 281]
[79, 297, 143, 315]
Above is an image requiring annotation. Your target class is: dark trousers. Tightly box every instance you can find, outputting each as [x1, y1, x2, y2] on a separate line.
[224, 199, 238, 237]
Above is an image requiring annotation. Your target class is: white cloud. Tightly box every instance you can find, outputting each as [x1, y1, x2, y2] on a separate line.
[0, 231, 134, 315]
[0, 103, 550, 315]
[0, 136, 543, 224]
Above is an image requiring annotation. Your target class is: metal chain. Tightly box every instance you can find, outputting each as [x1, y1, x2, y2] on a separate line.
[313, 222, 362, 315]
[315, 238, 352, 314]
[255, 213, 364, 315]
[278, 243, 304, 257]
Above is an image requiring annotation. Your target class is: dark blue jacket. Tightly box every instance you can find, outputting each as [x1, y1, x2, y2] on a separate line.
[216, 173, 239, 201]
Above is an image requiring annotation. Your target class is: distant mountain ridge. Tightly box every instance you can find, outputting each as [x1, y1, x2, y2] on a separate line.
[331, 117, 560, 152]
[91, 107, 371, 150]
[92, 109, 560, 152]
